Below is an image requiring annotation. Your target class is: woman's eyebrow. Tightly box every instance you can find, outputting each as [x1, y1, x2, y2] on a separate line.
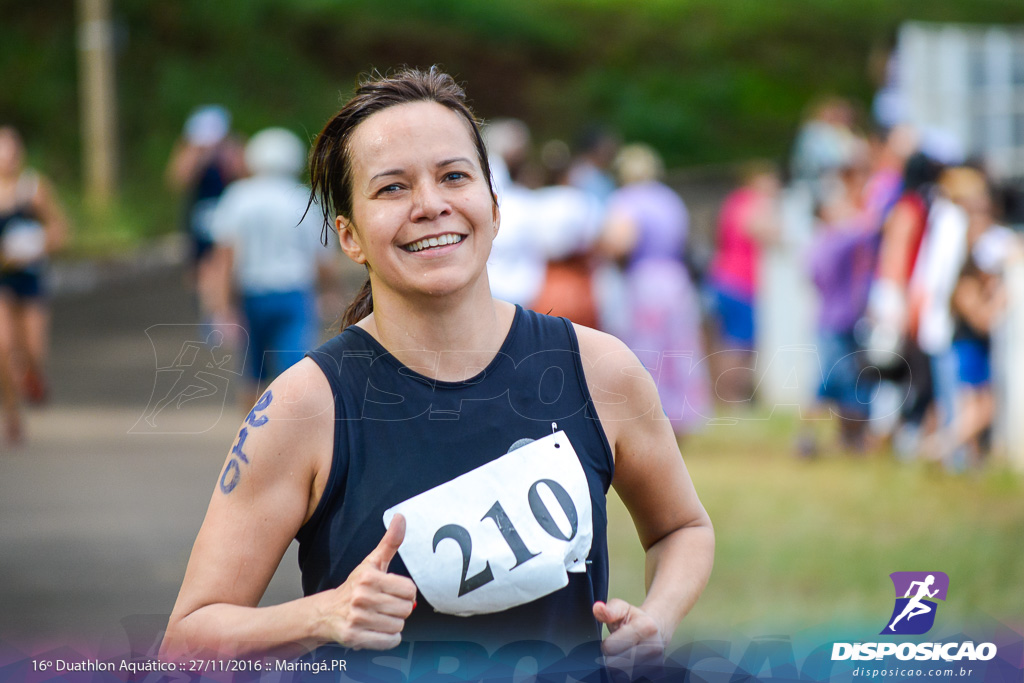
[368, 157, 473, 185]
[369, 168, 404, 183]
[437, 157, 473, 169]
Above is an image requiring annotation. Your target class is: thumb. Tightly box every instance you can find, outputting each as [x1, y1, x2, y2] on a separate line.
[367, 514, 406, 572]
[593, 599, 631, 631]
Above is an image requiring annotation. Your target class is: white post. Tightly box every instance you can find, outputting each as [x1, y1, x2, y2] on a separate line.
[755, 184, 821, 415]
[998, 251, 1024, 471]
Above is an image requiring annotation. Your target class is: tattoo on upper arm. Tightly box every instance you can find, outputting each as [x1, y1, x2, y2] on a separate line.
[219, 390, 274, 494]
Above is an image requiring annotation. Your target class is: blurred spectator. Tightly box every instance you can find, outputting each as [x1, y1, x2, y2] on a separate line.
[864, 125, 916, 220]
[806, 143, 880, 452]
[601, 143, 710, 436]
[567, 125, 619, 204]
[204, 127, 333, 408]
[856, 125, 916, 440]
[165, 105, 246, 288]
[483, 118, 546, 307]
[790, 96, 859, 203]
[946, 180, 1017, 469]
[0, 126, 70, 443]
[529, 140, 605, 328]
[866, 151, 944, 457]
[949, 263, 1000, 468]
[566, 126, 627, 336]
[705, 160, 781, 404]
[870, 152, 945, 349]
[909, 168, 985, 457]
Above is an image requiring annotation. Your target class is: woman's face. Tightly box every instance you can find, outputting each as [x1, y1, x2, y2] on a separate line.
[337, 101, 498, 302]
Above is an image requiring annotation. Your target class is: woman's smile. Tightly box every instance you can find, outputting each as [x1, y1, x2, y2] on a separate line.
[401, 232, 466, 253]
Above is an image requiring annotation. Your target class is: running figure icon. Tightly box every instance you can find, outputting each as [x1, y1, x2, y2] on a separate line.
[887, 574, 939, 632]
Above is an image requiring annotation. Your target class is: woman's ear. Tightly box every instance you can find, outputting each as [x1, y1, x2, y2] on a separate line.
[492, 198, 500, 236]
[336, 215, 367, 265]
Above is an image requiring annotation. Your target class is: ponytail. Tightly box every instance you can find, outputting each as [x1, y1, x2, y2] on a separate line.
[342, 276, 373, 330]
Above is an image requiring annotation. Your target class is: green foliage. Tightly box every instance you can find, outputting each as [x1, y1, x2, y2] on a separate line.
[3, 0, 1024, 247]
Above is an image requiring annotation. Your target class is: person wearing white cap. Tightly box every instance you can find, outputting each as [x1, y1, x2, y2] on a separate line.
[204, 127, 334, 407]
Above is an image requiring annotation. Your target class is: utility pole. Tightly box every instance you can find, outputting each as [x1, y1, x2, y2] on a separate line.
[76, 0, 118, 208]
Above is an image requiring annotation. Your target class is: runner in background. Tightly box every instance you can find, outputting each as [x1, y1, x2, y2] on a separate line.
[165, 105, 246, 302]
[204, 127, 335, 409]
[0, 126, 70, 443]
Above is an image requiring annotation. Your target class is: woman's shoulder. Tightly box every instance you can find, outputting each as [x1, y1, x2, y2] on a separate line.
[572, 323, 647, 377]
[568, 323, 667, 457]
[260, 357, 336, 424]
[219, 358, 334, 501]
[570, 324, 660, 417]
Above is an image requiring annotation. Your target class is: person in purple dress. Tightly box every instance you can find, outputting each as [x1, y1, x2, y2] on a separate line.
[806, 149, 881, 452]
[600, 144, 710, 436]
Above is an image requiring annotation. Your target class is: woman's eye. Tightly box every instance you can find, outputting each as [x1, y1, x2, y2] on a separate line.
[444, 171, 469, 183]
[377, 183, 402, 195]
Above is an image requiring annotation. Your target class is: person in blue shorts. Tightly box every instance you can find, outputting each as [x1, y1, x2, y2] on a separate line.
[204, 127, 334, 408]
[162, 68, 714, 676]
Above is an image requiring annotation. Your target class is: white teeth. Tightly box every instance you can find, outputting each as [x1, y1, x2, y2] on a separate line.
[405, 234, 463, 252]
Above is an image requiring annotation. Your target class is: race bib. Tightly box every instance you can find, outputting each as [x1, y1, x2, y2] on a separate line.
[2, 218, 46, 264]
[383, 430, 593, 616]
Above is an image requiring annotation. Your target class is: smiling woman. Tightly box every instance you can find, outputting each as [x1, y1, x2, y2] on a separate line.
[308, 69, 499, 329]
[331, 98, 500, 314]
[160, 66, 714, 677]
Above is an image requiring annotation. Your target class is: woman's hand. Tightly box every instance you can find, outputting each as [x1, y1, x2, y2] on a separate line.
[594, 598, 666, 655]
[594, 599, 667, 677]
[315, 515, 418, 650]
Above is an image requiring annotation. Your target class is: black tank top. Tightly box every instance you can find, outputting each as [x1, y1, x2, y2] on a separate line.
[300, 305, 614, 653]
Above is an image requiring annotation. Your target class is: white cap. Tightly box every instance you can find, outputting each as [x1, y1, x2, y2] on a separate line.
[245, 127, 306, 177]
[184, 105, 231, 146]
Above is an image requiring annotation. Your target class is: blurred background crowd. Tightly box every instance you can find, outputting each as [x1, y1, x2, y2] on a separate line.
[3, 5, 1024, 478]
[476, 87, 1024, 474]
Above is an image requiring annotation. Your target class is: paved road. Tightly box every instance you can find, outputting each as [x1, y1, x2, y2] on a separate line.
[0, 264, 310, 652]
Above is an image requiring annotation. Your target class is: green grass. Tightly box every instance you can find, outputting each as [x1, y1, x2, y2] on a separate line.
[604, 413, 1024, 644]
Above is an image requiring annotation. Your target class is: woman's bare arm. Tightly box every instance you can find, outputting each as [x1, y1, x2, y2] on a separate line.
[160, 358, 416, 660]
[575, 325, 715, 654]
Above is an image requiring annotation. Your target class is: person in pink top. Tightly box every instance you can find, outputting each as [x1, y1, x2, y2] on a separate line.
[706, 161, 780, 404]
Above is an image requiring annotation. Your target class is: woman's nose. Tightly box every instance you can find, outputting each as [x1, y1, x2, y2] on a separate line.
[410, 182, 451, 221]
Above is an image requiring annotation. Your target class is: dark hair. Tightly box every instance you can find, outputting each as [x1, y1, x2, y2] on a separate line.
[902, 151, 943, 194]
[308, 66, 495, 329]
